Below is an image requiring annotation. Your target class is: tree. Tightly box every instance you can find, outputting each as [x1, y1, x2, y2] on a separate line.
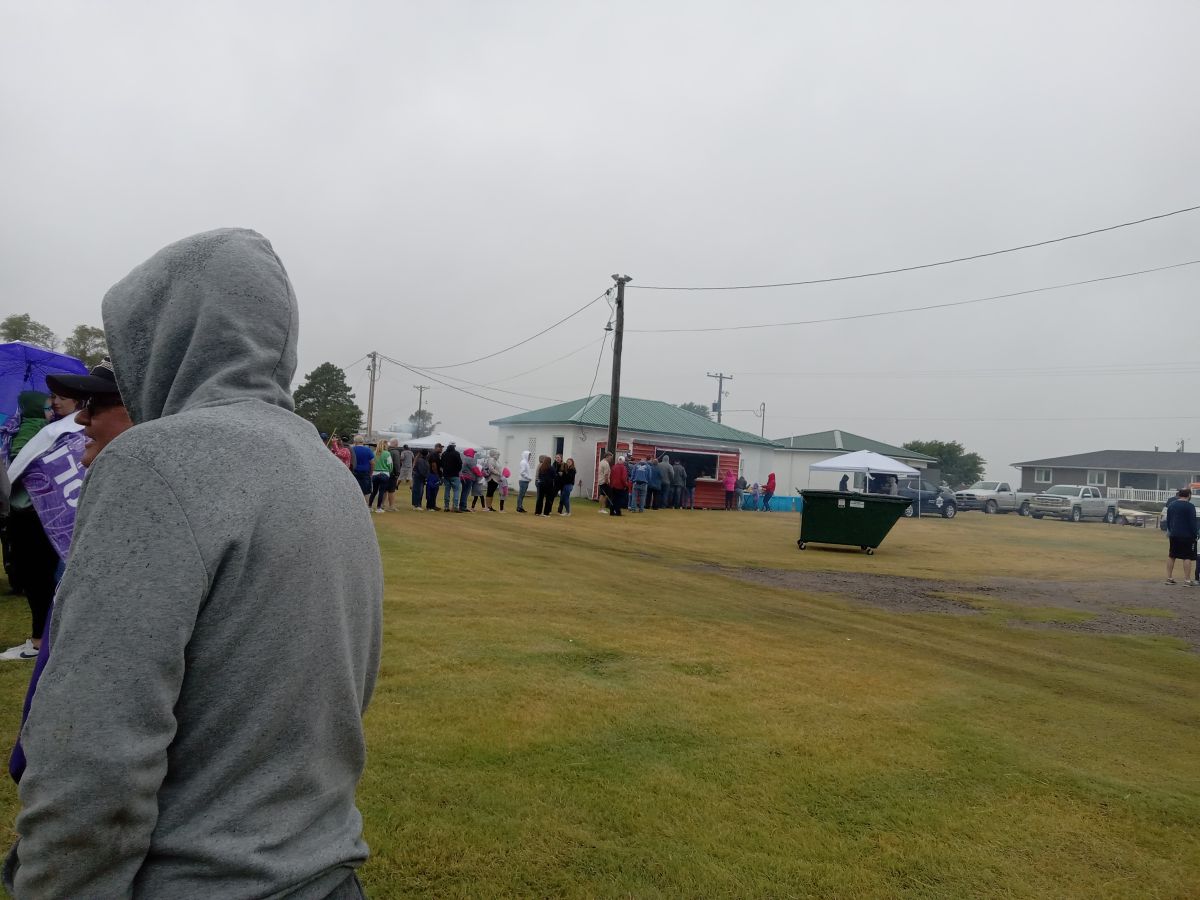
[293, 363, 363, 437]
[677, 401, 713, 420]
[903, 439, 986, 488]
[0, 313, 58, 350]
[408, 408, 437, 439]
[62, 324, 108, 368]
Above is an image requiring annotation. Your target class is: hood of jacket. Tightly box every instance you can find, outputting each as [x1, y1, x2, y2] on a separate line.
[101, 228, 299, 426]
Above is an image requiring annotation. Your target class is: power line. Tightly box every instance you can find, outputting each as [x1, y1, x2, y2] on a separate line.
[378, 354, 530, 411]
[410, 287, 612, 370]
[736, 362, 1200, 380]
[628, 259, 1200, 334]
[492, 337, 603, 385]
[387, 355, 567, 404]
[585, 327, 610, 400]
[632, 203, 1200, 291]
[742, 412, 1200, 423]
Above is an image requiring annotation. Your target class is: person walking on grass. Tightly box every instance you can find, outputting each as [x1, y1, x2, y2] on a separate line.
[1164, 487, 1198, 585]
[557, 457, 577, 515]
[597, 452, 613, 514]
[6, 228, 382, 899]
[761, 472, 777, 511]
[534, 455, 555, 517]
[369, 439, 393, 513]
[517, 449, 532, 513]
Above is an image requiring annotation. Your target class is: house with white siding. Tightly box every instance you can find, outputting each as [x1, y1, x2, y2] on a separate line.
[490, 395, 778, 508]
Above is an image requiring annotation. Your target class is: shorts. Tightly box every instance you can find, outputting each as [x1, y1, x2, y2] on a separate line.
[1168, 536, 1197, 560]
[387, 474, 398, 492]
[355, 470, 372, 494]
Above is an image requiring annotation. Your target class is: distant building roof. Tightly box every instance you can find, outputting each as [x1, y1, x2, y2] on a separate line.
[1013, 450, 1200, 473]
[491, 395, 779, 446]
[771, 429, 937, 463]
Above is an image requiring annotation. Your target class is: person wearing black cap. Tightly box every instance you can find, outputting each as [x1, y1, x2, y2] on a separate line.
[7, 230, 382, 899]
[44, 358, 133, 470]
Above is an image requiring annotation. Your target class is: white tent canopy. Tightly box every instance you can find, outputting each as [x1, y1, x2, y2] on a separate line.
[404, 431, 487, 453]
[808, 449, 920, 477]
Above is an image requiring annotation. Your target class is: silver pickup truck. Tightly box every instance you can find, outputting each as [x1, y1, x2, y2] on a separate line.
[954, 481, 1037, 515]
[1029, 485, 1118, 523]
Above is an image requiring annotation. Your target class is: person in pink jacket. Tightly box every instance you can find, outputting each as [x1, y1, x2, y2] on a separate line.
[722, 468, 738, 510]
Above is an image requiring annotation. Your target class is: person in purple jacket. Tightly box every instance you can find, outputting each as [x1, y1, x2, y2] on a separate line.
[10, 360, 133, 782]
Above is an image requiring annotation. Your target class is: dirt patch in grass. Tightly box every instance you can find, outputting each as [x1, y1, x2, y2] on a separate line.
[705, 566, 1200, 649]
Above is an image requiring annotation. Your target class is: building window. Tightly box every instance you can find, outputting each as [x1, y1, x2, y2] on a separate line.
[554, 435, 565, 456]
[1087, 470, 1106, 487]
[1035, 468, 1051, 484]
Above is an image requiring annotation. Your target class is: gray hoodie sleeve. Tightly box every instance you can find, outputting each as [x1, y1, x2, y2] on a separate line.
[14, 450, 208, 898]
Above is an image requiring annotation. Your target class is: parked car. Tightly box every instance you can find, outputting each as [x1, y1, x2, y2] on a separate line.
[1029, 485, 1118, 523]
[897, 478, 957, 518]
[954, 481, 1037, 515]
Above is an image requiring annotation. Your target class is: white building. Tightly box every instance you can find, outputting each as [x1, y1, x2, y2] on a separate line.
[490, 395, 779, 508]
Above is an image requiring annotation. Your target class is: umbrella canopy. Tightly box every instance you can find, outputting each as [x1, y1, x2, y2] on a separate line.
[0, 342, 89, 423]
[808, 449, 920, 477]
[405, 431, 487, 453]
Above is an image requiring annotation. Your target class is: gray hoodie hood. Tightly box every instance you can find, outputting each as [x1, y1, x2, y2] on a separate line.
[102, 228, 298, 425]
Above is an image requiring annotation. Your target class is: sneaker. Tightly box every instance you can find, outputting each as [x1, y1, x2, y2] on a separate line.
[0, 640, 37, 661]
[374, 508, 384, 514]
[1187, 580, 1197, 586]
[1165, 578, 1177, 585]
[598, 509, 609, 515]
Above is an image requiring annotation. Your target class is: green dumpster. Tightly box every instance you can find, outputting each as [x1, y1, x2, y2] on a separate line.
[797, 490, 911, 555]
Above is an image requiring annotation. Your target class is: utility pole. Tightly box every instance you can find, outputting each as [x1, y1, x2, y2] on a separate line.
[707, 372, 733, 423]
[365, 351, 378, 437]
[607, 275, 632, 459]
[414, 384, 430, 415]
[755, 402, 766, 438]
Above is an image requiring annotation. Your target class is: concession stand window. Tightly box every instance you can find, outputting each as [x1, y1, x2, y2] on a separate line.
[654, 448, 720, 480]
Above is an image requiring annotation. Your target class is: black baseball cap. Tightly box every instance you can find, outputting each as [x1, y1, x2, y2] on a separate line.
[44, 358, 121, 401]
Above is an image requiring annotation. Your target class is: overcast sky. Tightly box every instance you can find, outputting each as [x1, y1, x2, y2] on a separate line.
[4, 1, 1198, 479]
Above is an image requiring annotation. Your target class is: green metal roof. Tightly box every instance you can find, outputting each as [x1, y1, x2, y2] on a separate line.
[771, 429, 937, 462]
[491, 395, 779, 447]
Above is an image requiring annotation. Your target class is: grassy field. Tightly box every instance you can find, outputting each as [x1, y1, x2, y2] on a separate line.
[0, 505, 1197, 897]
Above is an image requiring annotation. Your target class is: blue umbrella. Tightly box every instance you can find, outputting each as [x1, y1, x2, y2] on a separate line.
[0, 342, 89, 424]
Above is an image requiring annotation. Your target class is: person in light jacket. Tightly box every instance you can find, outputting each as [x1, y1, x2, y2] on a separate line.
[517, 450, 532, 513]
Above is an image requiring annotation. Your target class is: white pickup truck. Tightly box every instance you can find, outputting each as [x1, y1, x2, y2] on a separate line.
[1029, 485, 1119, 523]
[954, 481, 1037, 515]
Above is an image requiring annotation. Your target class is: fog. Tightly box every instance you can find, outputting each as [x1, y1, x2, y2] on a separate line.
[4, 1, 1198, 477]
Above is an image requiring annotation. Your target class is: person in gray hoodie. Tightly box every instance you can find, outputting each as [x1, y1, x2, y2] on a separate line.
[6, 229, 383, 899]
[517, 449, 532, 513]
[657, 455, 675, 509]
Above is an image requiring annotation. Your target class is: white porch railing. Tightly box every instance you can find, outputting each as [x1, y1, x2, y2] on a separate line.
[1106, 487, 1173, 504]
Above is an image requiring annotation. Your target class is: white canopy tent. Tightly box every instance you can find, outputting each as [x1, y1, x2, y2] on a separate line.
[809, 449, 920, 481]
[405, 431, 488, 453]
[808, 449, 922, 515]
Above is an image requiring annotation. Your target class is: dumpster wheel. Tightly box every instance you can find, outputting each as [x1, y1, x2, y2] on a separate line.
[797, 540, 806, 550]
[862, 546, 874, 555]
